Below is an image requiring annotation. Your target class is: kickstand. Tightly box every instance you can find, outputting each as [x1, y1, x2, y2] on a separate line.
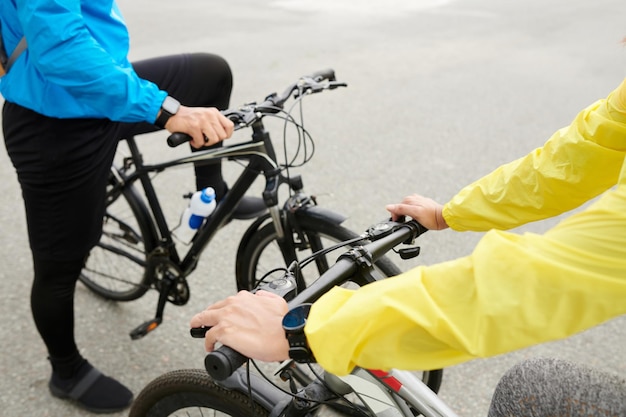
[129, 274, 174, 340]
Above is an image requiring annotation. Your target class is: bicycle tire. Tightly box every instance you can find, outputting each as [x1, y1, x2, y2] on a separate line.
[129, 369, 270, 417]
[235, 209, 401, 291]
[236, 210, 444, 394]
[79, 172, 157, 301]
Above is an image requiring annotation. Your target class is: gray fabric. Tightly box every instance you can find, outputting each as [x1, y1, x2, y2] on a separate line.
[67, 367, 102, 400]
[488, 358, 626, 417]
[6, 36, 26, 72]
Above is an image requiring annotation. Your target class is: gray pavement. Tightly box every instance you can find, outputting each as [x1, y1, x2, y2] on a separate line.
[1, 0, 625, 416]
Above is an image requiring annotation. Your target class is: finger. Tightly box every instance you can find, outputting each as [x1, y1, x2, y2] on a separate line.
[211, 118, 230, 141]
[386, 203, 399, 213]
[190, 302, 229, 328]
[220, 114, 235, 137]
[204, 326, 219, 352]
[200, 129, 219, 146]
[202, 121, 229, 145]
[386, 204, 404, 221]
[255, 290, 283, 299]
[190, 309, 216, 329]
[201, 291, 253, 313]
[189, 131, 208, 149]
[401, 195, 420, 205]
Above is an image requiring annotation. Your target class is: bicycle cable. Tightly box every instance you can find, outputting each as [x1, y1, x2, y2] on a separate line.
[297, 234, 368, 270]
[229, 107, 313, 178]
[283, 89, 316, 168]
[255, 267, 290, 288]
[303, 361, 392, 417]
[247, 359, 373, 417]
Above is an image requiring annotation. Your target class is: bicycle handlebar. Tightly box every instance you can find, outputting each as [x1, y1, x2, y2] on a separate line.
[204, 346, 248, 381]
[166, 68, 345, 148]
[203, 220, 427, 380]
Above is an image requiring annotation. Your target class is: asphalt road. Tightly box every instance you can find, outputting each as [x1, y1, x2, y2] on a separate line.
[1, 0, 625, 416]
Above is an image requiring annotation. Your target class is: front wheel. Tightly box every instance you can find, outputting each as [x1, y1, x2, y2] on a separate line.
[235, 209, 444, 394]
[129, 369, 270, 417]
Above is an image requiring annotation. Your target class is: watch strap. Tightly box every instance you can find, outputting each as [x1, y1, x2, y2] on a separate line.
[286, 332, 316, 363]
[283, 303, 316, 363]
[155, 96, 180, 128]
[155, 110, 169, 129]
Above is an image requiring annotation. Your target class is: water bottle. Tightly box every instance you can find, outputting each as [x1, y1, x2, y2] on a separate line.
[174, 187, 216, 244]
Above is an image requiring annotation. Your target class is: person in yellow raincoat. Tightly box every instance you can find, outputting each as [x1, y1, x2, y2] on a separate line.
[191, 77, 626, 415]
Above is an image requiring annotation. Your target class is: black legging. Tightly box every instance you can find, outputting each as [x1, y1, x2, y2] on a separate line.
[2, 53, 232, 373]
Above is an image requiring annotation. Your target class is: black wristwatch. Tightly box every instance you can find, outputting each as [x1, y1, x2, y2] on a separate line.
[155, 96, 180, 128]
[282, 303, 316, 363]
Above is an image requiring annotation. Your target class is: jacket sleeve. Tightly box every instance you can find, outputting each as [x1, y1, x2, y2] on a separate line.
[442, 78, 626, 231]
[14, 0, 164, 122]
[304, 79, 626, 376]
[305, 177, 626, 375]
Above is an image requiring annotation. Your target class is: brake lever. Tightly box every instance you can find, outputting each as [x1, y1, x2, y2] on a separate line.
[297, 81, 348, 98]
[328, 81, 348, 90]
[190, 326, 210, 338]
[223, 105, 263, 129]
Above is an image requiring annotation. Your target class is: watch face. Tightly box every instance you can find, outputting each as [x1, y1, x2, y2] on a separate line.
[282, 303, 312, 331]
[162, 96, 180, 114]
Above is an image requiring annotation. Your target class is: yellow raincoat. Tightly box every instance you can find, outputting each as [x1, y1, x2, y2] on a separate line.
[305, 78, 626, 376]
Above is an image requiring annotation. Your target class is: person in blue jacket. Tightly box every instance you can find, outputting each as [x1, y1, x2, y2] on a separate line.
[0, 0, 264, 413]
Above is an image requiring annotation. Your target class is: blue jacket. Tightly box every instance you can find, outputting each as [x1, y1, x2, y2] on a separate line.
[0, 0, 166, 123]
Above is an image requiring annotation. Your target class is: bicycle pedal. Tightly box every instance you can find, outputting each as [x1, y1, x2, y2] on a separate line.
[129, 318, 162, 340]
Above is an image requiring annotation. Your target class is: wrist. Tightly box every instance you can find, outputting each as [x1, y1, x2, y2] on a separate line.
[155, 96, 180, 129]
[435, 207, 448, 230]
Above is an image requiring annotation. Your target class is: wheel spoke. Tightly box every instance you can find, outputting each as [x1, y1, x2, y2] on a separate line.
[78, 177, 153, 301]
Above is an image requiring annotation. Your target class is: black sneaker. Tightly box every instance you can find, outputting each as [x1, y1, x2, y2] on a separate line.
[49, 361, 133, 413]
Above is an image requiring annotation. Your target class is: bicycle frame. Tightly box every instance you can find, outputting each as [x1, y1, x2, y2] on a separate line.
[215, 356, 458, 416]
[118, 117, 311, 269]
[385, 369, 459, 417]
[84, 71, 350, 338]
[112, 118, 310, 338]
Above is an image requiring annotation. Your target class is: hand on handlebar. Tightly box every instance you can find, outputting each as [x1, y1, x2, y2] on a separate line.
[190, 290, 290, 362]
[165, 106, 235, 148]
[386, 194, 449, 231]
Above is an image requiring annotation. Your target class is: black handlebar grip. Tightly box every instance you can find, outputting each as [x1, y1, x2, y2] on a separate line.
[167, 132, 192, 148]
[310, 68, 336, 82]
[204, 345, 248, 380]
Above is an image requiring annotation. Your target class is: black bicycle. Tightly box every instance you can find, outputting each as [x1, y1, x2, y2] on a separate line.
[129, 219, 451, 417]
[78, 69, 402, 339]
